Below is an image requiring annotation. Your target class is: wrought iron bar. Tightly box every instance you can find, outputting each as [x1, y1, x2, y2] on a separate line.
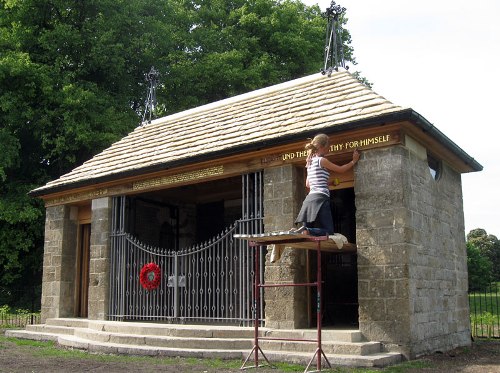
[108, 171, 264, 325]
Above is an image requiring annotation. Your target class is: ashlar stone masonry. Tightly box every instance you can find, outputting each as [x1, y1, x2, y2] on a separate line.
[355, 143, 470, 359]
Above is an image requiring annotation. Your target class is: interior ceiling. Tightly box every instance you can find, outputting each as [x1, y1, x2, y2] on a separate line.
[141, 175, 242, 204]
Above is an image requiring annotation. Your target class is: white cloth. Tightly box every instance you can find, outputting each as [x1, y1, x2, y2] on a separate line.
[329, 233, 348, 249]
[269, 244, 284, 262]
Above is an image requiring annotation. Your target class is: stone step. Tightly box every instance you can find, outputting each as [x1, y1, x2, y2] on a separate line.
[56, 334, 401, 368]
[41, 319, 363, 342]
[5, 329, 60, 342]
[263, 328, 363, 342]
[73, 328, 253, 350]
[25, 324, 75, 335]
[58, 334, 246, 360]
[45, 318, 89, 328]
[86, 320, 256, 339]
[5, 319, 403, 368]
[260, 339, 382, 355]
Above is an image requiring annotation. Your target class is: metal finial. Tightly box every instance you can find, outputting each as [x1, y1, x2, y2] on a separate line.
[141, 66, 160, 125]
[321, 1, 348, 77]
[324, 1, 345, 19]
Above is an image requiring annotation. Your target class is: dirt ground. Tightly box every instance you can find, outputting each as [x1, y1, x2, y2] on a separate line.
[0, 335, 498, 373]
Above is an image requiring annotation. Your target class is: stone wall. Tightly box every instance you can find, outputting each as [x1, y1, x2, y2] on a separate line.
[87, 197, 112, 320]
[40, 205, 78, 322]
[356, 144, 471, 358]
[263, 164, 308, 328]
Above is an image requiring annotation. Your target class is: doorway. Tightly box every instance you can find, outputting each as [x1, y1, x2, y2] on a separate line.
[75, 224, 90, 317]
[309, 187, 358, 327]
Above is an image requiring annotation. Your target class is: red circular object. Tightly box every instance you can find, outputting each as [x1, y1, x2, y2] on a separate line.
[139, 262, 161, 290]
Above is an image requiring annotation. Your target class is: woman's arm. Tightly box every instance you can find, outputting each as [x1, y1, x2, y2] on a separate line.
[320, 150, 360, 173]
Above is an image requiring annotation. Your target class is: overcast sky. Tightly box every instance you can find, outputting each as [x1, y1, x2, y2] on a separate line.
[301, 0, 500, 236]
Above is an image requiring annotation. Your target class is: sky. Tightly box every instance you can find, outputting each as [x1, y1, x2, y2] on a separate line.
[302, 0, 500, 236]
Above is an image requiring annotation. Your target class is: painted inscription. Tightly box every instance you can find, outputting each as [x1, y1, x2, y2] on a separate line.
[46, 188, 109, 206]
[281, 134, 392, 161]
[132, 165, 224, 191]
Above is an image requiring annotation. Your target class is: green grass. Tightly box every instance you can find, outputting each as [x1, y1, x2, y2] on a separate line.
[0, 335, 437, 372]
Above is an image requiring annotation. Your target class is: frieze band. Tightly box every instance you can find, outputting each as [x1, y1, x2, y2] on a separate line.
[132, 165, 224, 191]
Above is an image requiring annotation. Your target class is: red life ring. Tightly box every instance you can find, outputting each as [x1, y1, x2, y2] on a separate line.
[139, 262, 161, 290]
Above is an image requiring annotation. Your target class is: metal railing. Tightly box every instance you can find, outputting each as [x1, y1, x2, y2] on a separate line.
[469, 282, 500, 338]
[108, 218, 264, 325]
[108, 171, 265, 326]
[0, 286, 41, 327]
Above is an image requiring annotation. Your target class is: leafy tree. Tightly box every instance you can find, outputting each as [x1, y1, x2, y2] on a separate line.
[0, 0, 358, 288]
[466, 241, 493, 292]
[467, 228, 500, 282]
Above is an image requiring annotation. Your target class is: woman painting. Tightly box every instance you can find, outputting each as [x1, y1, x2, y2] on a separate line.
[292, 133, 360, 236]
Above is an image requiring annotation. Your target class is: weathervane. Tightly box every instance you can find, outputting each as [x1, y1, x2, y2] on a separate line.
[141, 66, 160, 125]
[321, 1, 348, 76]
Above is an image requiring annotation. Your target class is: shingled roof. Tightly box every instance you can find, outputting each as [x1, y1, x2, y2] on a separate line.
[30, 70, 479, 197]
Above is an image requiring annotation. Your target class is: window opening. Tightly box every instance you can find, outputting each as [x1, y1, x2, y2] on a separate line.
[428, 153, 441, 180]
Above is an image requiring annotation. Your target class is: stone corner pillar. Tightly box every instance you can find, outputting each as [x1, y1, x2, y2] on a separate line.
[356, 145, 471, 359]
[87, 197, 112, 320]
[263, 165, 308, 329]
[40, 205, 78, 323]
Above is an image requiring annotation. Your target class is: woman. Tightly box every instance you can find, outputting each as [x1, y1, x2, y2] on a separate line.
[292, 133, 360, 236]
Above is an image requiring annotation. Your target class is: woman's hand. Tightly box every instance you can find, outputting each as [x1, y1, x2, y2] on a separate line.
[352, 149, 360, 164]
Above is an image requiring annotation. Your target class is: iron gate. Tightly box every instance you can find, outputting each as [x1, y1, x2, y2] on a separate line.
[108, 172, 264, 325]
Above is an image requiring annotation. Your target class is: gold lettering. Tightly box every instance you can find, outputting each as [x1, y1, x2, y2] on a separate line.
[296, 150, 308, 158]
[46, 188, 109, 206]
[133, 165, 224, 191]
[330, 143, 344, 152]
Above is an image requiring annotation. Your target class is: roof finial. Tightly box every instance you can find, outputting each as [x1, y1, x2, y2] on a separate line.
[321, 1, 348, 77]
[141, 66, 160, 125]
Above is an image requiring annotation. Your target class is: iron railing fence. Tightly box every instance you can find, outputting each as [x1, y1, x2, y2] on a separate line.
[0, 285, 41, 327]
[108, 218, 264, 326]
[469, 282, 499, 338]
[109, 171, 265, 326]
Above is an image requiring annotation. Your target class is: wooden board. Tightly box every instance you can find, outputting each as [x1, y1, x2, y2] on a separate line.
[234, 233, 357, 253]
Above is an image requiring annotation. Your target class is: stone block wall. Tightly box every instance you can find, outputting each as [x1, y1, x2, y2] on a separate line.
[356, 145, 471, 358]
[87, 197, 112, 320]
[263, 164, 308, 328]
[40, 205, 78, 322]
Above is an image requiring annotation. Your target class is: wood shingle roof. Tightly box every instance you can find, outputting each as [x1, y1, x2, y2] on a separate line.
[31, 70, 409, 196]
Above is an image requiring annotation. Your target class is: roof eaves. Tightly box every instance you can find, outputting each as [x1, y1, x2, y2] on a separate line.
[29, 108, 482, 198]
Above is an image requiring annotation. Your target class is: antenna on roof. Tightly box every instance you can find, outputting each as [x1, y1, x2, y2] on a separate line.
[141, 66, 160, 125]
[321, 1, 348, 77]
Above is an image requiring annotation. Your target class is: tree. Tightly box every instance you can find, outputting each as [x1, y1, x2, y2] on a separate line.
[0, 0, 357, 288]
[466, 241, 493, 292]
[467, 228, 500, 282]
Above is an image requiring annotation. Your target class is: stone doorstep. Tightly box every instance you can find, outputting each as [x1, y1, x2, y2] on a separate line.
[263, 328, 363, 342]
[25, 324, 75, 335]
[57, 335, 402, 368]
[45, 318, 363, 342]
[71, 328, 376, 354]
[72, 328, 253, 350]
[259, 339, 382, 355]
[45, 318, 89, 328]
[87, 320, 256, 339]
[5, 329, 59, 342]
[8, 327, 384, 356]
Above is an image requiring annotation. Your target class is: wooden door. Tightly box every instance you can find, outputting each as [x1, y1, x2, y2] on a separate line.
[75, 224, 91, 317]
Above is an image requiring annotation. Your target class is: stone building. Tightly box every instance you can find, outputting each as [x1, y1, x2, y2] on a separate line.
[27, 71, 481, 362]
